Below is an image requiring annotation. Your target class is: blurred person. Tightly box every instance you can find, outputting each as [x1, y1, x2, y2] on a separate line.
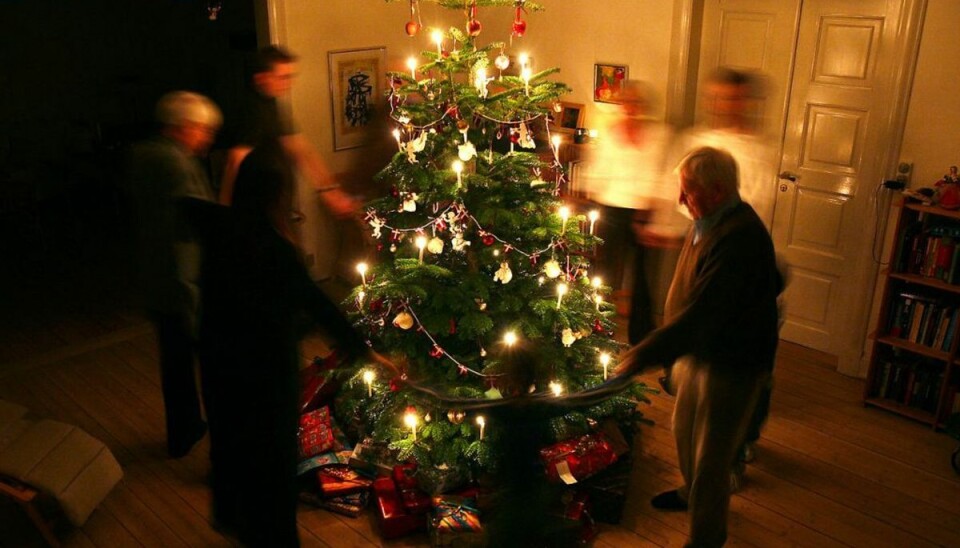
[613, 147, 783, 548]
[582, 80, 686, 344]
[183, 142, 393, 547]
[126, 91, 221, 458]
[219, 45, 357, 221]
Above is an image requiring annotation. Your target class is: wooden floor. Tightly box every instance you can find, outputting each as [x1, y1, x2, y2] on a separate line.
[2, 246, 960, 547]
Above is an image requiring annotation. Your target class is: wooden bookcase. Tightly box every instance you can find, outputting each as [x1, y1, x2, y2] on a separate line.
[865, 201, 960, 428]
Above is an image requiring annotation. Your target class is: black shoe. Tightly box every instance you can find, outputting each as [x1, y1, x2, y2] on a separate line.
[168, 421, 208, 458]
[651, 489, 688, 511]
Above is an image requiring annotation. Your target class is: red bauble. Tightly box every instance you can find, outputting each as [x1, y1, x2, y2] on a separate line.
[405, 20, 421, 36]
[370, 298, 384, 313]
[376, 243, 384, 252]
[512, 19, 526, 36]
[467, 19, 482, 37]
[593, 319, 604, 333]
[390, 185, 400, 198]
[482, 234, 496, 246]
[390, 378, 401, 391]
[429, 345, 444, 359]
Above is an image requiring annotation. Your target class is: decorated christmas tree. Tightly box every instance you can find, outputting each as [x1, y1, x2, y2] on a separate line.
[333, 0, 650, 486]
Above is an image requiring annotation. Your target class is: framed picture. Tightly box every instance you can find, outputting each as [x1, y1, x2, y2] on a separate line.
[328, 47, 386, 151]
[593, 63, 629, 103]
[551, 101, 585, 134]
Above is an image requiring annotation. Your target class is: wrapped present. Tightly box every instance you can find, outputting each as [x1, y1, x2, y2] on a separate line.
[577, 457, 629, 524]
[596, 419, 631, 457]
[430, 495, 483, 547]
[298, 407, 336, 459]
[348, 439, 395, 477]
[299, 352, 344, 414]
[317, 464, 373, 498]
[392, 463, 418, 490]
[416, 464, 470, 495]
[539, 432, 619, 485]
[374, 477, 428, 539]
[300, 490, 369, 518]
[297, 451, 344, 476]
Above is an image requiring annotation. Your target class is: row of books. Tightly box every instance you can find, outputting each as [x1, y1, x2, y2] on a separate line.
[886, 292, 960, 351]
[871, 359, 943, 413]
[894, 222, 960, 283]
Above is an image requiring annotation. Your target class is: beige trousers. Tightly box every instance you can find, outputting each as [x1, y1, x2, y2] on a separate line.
[672, 357, 767, 547]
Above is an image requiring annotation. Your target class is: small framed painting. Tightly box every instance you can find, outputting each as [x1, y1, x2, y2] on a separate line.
[593, 63, 629, 103]
[328, 46, 386, 151]
[551, 101, 586, 134]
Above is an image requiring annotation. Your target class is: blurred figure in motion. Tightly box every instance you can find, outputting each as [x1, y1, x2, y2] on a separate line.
[583, 80, 686, 344]
[127, 91, 221, 459]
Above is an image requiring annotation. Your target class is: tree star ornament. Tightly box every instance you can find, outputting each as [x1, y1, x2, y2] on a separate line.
[393, 311, 414, 330]
[493, 261, 513, 284]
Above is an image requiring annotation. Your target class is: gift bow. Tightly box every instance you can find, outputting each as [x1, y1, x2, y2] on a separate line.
[433, 500, 481, 532]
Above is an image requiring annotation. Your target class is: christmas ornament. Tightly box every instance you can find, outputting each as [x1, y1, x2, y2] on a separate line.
[458, 141, 477, 162]
[206, 0, 222, 21]
[494, 53, 510, 71]
[424, 412, 432, 423]
[370, 298, 384, 313]
[475, 298, 487, 311]
[467, 1, 482, 37]
[447, 410, 466, 424]
[427, 237, 444, 254]
[544, 259, 562, 279]
[493, 261, 513, 284]
[482, 233, 495, 246]
[593, 318, 604, 333]
[405, 132, 428, 163]
[451, 230, 471, 251]
[512, 1, 527, 36]
[402, 193, 418, 212]
[518, 122, 535, 149]
[561, 328, 576, 347]
[485, 386, 503, 399]
[429, 345, 444, 358]
[405, 0, 421, 36]
[393, 311, 414, 330]
[390, 377, 402, 392]
[390, 244, 397, 253]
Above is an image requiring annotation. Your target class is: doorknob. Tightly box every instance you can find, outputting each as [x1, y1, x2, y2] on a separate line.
[778, 171, 799, 182]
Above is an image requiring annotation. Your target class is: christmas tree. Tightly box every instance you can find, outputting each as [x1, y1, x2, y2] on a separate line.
[333, 0, 650, 484]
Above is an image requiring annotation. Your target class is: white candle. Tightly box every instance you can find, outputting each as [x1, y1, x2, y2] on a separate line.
[452, 160, 464, 187]
[407, 57, 417, 80]
[503, 330, 518, 347]
[358, 290, 366, 307]
[476, 415, 486, 441]
[356, 262, 368, 287]
[404, 411, 418, 441]
[521, 67, 532, 96]
[600, 352, 611, 380]
[591, 276, 602, 290]
[549, 381, 563, 397]
[432, 30, 443, 56]
[392, 129, 402, 151]
[559, 206, 570, 235]
[594, 293, 603, 312]
[475, 67, 487, 97]
[518, 53, 529, 70]
[362, 370, 375, 397]
[556, 282, 568, 309]
[415, 236, 427, 264]
[588, 210, 599, 235]
[551, 134, 561, 156]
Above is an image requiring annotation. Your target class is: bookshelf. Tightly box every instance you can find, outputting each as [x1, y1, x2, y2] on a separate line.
[865, 201, 960, 427]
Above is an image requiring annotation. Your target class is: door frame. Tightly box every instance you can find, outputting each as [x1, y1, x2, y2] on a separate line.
[666, 0, 929, 376]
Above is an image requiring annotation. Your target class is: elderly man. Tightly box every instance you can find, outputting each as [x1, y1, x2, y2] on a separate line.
[127, 91, 221, 458]
[614, 147, 782, 547]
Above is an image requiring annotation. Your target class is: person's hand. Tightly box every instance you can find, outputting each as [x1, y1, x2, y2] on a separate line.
[633, 225, 684, 249]
[321, 189, 361, 219]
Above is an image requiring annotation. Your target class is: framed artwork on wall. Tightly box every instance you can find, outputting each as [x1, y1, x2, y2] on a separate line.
[593, 63, 629, 103]
[551, 101, 585, 134]
[328, 46, 386, 151]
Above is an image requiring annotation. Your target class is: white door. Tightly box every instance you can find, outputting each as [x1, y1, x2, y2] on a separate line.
[698, 0, 922, 374]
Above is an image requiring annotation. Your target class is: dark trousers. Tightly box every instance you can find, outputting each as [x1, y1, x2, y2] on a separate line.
[151, 311, 205, 454]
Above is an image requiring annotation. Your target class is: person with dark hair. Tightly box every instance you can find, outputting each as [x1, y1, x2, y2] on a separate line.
[614, 147, 782, 548]
[220, 45, 357, 220]
[127, 91, 222, 458]
[184, 142, 392, 546]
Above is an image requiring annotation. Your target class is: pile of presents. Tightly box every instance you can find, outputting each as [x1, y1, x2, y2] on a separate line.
[297, 354, 635, 546]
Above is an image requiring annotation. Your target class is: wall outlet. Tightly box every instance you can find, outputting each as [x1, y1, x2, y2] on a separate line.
[896, 161, 913, 187]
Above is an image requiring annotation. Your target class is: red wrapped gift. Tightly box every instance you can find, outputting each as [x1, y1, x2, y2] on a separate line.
[388, 464, 431, 514]
[299, 352, 344, 414]
[298, 407, 336, 459]
[317, 464, 373, 497]
[373, 477, 427, 539]
[392, 463, 418, 489]
[539, 432, 619, 485]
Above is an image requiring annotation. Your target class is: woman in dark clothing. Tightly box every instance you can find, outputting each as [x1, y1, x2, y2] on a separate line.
[184, 143, 390, 546]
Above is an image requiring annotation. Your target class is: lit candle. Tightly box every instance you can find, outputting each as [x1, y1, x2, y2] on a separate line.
[591, 276, 602, 290]
[503, 330, 518, 347]
[538, 276, 545, 286]
[556, 282, 568, 309]
[476, 415, 486, 441]
[416, 235, 427, 264]
[452, 160, 464, 187]
[551, 134, 561, 156]
[594, 293, 603, 312]
[588, 210, 599, 235]
[475, 67, 488, 97]
[600, 352, 611, 380]
[559, 206, 570, 234]
[404, 411, 419, 441]
[518, 53, 529, 70]
[521, 67, 532, 96]
[549, 381, 563, 397]
[362, 370, 375, 397]
[356, 262, 368, 287]
[407, 56, 417, 80]
[392, 129, 402, 151]
[358, 290, 366, 306]
[432, 29, 443, 56]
